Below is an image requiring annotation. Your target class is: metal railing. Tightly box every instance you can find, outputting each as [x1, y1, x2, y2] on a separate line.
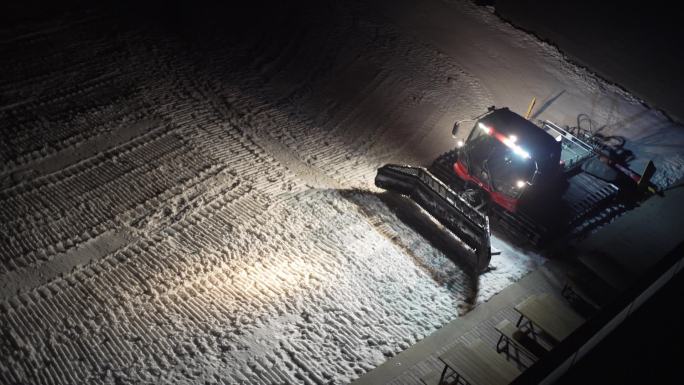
[541, 121, 594, 169]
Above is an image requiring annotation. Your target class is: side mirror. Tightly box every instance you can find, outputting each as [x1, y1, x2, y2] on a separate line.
[451, 121, 460, 137]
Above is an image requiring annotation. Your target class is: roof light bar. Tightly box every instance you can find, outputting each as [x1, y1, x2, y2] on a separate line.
[478, 122, 492, 135]
[513, 146, 531, 159]
[502, 136, 531, 159]
[477, 121, 530, 159]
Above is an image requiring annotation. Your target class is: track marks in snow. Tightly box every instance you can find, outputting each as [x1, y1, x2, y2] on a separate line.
[0, 3, 530, 385]
[197, 6, 493, 192]
[1, 190, 478, 385]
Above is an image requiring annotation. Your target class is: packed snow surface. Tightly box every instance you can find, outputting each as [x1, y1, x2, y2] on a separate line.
[1, 1, 682, 384]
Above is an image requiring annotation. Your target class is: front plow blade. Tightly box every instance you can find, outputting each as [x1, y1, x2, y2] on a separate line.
[375, 164, 492, 273]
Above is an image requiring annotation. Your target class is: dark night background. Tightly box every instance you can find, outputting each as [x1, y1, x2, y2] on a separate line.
[496, 0, 684, 122]
[2, 1, 683, 384]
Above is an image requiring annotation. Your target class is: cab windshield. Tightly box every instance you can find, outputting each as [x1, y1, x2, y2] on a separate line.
[464, 124, 537, 198]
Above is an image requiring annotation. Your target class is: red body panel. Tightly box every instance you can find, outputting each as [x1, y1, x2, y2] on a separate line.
[453, 160, 520, 212]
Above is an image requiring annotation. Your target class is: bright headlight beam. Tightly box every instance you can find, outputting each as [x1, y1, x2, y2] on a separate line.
[516, 180, 526, 188]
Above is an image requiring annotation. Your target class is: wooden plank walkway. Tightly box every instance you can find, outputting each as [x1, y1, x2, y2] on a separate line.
[354, 263, 567, 385]
[385, 310, 541, 385]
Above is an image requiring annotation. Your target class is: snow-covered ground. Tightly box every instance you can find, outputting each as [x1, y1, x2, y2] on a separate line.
[0, 1, 682, 384]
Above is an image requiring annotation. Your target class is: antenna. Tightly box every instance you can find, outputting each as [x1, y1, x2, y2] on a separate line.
[525, 96, 536, 120]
